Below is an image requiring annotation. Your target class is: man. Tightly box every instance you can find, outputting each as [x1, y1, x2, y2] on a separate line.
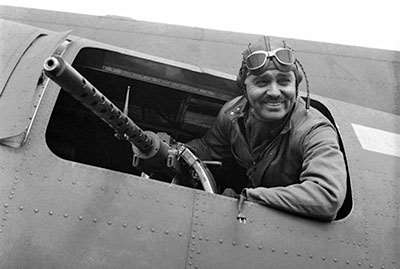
[188, 37, 347, 221]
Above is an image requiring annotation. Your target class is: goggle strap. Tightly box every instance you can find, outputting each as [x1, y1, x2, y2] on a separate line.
[263, 36, 271, 51]
[295, 59, 310, 111]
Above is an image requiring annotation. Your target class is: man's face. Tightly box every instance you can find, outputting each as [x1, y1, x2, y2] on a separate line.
[244, 69, 296, 122]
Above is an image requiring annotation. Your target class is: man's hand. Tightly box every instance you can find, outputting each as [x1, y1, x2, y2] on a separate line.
[222, 188, 239, 198]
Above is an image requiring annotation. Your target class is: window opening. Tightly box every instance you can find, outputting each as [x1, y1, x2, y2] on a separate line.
[46, 48, 225, 180]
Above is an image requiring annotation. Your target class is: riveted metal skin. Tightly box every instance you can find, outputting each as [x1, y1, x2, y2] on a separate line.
[0, 10, 399, 269]
[0, 21, 196, 269]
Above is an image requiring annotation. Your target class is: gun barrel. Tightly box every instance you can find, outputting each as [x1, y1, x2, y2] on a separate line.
[43, 56, 154, 154]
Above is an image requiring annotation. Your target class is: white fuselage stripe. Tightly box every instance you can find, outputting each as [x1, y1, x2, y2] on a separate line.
[352, 123, 400, 158]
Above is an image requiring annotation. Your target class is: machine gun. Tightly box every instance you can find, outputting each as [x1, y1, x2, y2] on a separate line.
[43, 56, 217, 193]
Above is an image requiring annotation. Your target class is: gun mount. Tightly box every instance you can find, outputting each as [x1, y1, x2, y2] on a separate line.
[43, 56, 217, 193]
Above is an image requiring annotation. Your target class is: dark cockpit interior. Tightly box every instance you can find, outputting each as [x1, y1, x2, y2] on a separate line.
[46, 48, 226, 178]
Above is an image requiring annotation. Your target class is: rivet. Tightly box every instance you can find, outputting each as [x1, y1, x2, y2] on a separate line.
[346, 260, 350, 264]
[3, 204, 8, 208]
[198, 236, 202, 240]
[178, 232, 182, 237]
[191, 242, 195, 246]
[107, 221, 112, 225]
[192, 234, 196, 239]
[284, 250, 288, 254]
[64, 213, 69, 218]
[197, 250, 201, 254]
[322, 257, 326, 261]
[58, 178, 62, 182]
[245, 244, 249, 248]
[33, 208, 39, 213]
[369, 264, 373, 268]
[232, 241, 237, 246]
[136, 225, 141, 230]
[48, 211, 54, 215]
[358, 262, 362, 266]
[122, 223, 127, 228]
[151, 228, 155, 232]
[2, 217, 6, 221]
[128, 192, 133, 197]
[164, 230, 169, 235]
[93, 218, 97, 223]
[10, 191, 15, 195]
[205, 237, 209, 241]
[334, 258, 338, 263]
[115, 189, 119, 194]
[8, 195, 13, 200]
[258, 245, 263, 250]
[380, 265, 384, 269]
[219, 239, 223, 244]
[78, 216, 83, 220]
[0, 229, 2, 233]
[188, 262, 192, 265]
[19, 206, 23, 211]
[271, 248, 275, 252]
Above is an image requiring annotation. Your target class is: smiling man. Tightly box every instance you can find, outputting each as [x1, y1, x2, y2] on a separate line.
[188, 37, 347, 221]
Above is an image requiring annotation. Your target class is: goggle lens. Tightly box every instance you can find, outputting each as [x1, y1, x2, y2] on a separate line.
[246, 52, 267, 70]
[275, 49, 295, 64]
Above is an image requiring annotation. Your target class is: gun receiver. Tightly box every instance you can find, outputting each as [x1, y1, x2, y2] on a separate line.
[43, 56, 217, 193]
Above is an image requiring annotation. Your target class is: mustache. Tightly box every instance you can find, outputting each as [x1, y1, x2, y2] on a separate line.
[262, 96, 286, 103]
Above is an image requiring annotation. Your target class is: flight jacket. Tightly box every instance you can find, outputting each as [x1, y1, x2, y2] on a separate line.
[188, 96, 347, 221]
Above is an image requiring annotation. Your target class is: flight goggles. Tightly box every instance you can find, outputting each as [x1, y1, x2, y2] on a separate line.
[245, 48, 296, 71]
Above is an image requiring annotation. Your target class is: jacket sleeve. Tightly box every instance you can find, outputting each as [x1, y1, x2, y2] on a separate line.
[246, 124, 347, 221]
[186, 101, 233, 161]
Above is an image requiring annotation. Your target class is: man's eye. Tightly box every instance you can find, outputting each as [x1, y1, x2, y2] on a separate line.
[278, 79, 291, 85]
[255, 80, 268, 87]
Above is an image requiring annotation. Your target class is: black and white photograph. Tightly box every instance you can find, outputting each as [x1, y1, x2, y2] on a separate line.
[0, 1, 398, 268]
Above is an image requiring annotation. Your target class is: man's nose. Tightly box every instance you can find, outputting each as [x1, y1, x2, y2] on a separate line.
[266, 82, 281, 97]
